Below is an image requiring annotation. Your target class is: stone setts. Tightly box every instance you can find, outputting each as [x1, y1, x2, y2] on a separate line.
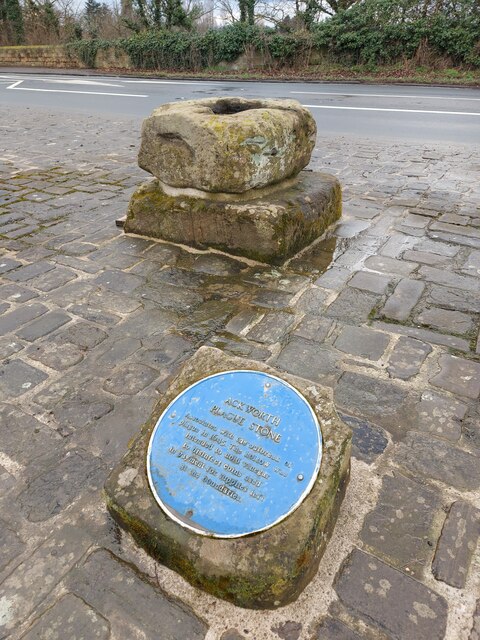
[2, 106, 480, 638]
[105, 346, 351, 609]
[125, 97, 341, 263]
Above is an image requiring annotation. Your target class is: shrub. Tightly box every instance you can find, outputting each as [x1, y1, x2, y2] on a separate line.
[66, 38, 109, 67]
[64, 2, 480, 72]
[313, 0, 480, 67]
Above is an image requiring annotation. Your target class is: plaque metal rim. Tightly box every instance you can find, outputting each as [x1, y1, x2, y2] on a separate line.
[146, 369, 323, 539]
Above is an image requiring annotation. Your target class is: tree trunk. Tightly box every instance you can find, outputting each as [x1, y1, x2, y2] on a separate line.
[239, 0, 247, 23]
[246, 0, 254, 25]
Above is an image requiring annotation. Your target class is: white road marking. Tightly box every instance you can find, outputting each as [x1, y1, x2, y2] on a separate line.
[0, 76, 124, 87]
[303, 104, 480, 116]
[42, 79, 125, 87]
[0, 74, 64, 82]
[292, 90, 480, 102]
[0, 74, 224, 88]
[123, 79, 224, 85]
[6, 80, 147, 97]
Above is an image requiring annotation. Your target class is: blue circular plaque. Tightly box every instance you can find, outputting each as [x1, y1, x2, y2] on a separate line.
[147, 370, 322, 538]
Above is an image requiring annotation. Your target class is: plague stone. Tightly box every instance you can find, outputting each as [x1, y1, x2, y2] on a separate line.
[124, 98, 342, 265]
[147, 371, 322, 538]
[105, 347, 351, 609]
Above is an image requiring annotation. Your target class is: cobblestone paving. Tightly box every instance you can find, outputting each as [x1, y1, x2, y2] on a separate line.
[1, 106, 479, 640]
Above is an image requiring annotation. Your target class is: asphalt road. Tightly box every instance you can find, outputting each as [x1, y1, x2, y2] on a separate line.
[1, 71, 480, 145]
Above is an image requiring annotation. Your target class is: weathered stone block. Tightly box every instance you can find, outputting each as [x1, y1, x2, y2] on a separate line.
[0, 359, 48, 397]
[124, 172, 341, 265]
[21, 594, 110, 640]
[275, 337, 341, 386]
[334, 325, 390, 361]
[414, 390, 466, 442]
[396, 432, 480, 490]
[338, 414, 388, 464]
[387, 336, 432, 380]
[104, 346, 351, 609]
[138, 98, 316, 193]
[0, 524, 93, 637]
[416, 307, 474, 335]
[65, 549, 207, 639]
[360, 473, 441, 577]
[381, 278, 425, 321]
[432, 500, 480, 588]
[335, 549, 448, 640]
[431, 354, 480, 399]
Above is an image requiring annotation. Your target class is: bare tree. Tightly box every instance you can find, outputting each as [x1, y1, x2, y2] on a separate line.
[55, 0, 80, 23]
[254, 0, 296, 25]
[216, 0, 239, 22]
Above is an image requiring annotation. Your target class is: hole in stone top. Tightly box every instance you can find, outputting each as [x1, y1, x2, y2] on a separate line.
[210, 99, 263, 115]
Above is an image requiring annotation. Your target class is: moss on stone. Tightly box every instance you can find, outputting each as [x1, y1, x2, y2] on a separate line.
[138, 98, 316, 193]
[125, 172, 342, 265]
[104, 347, 351, 609]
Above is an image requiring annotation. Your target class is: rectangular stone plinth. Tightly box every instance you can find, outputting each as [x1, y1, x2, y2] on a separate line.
[124, 172, 341, 265]
[104, 346, 351, 609]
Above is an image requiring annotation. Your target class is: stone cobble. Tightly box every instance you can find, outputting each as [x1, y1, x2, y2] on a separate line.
[432, 501, 480, 589]
[0, 105, 479, 639]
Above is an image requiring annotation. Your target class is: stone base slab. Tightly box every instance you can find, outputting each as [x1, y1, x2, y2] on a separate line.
[124, 171, 342, 265]
[104, 347, 351, 609]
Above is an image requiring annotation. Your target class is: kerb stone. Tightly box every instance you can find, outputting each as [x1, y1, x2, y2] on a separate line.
[104, 346, 351, 609]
